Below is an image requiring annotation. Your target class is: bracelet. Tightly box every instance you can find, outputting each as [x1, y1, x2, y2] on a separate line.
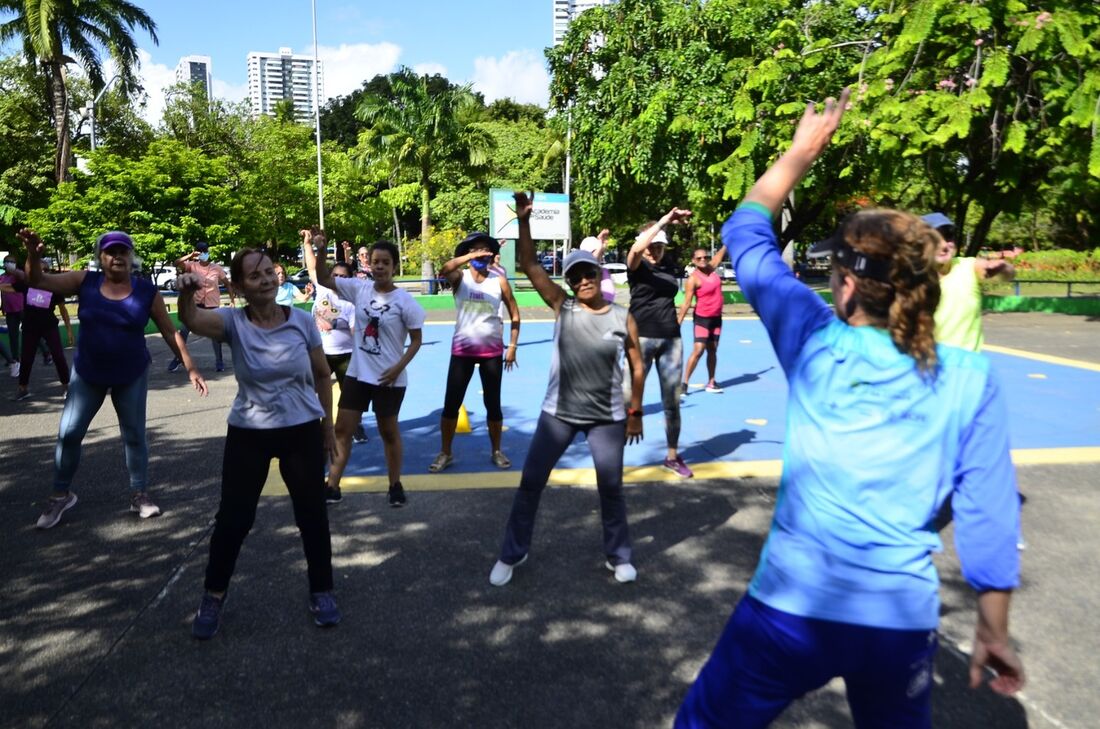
[627, 407, 642, 417]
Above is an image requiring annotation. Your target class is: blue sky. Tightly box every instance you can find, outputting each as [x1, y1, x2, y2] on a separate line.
[3, 0, 556, 121]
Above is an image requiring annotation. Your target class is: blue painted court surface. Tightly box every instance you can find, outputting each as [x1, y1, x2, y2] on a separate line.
[334, 318, 1100, 483]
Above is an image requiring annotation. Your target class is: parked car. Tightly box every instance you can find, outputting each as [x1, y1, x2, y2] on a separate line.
[540, 254, 562, 273]
[150, 266, 177, 290]
[715, 263, 736, 281]
[603, 262, 628, 285]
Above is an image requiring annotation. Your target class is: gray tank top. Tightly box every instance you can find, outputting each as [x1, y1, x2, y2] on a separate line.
[542, 298, 628, 424]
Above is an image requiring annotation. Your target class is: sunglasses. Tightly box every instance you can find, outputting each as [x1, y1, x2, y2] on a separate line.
[565, 267, 600, 286]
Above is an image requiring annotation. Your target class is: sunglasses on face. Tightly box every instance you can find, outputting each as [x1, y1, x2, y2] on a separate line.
[566, 267, 600, 286]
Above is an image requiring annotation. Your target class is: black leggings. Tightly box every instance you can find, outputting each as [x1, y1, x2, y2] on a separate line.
[442, 354, 503, 421]
[204, 420, 333, 593]
[326, 352, 351, 386]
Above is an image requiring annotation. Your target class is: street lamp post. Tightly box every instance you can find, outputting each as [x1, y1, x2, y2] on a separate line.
[311, 0, 325, 232]
[84, 75, 121, 151]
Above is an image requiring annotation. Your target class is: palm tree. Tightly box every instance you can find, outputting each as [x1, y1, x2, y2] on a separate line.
[354, 68, 493, 287]
[0, 0, 158, 183]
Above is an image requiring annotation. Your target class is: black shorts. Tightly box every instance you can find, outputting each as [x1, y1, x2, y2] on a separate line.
[693, 314, 723, 344]
[337, 376, 406, 418]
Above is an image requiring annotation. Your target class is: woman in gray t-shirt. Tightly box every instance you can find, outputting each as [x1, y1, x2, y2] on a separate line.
[176, 248, 340, 640]
[489, 193, 646, 588]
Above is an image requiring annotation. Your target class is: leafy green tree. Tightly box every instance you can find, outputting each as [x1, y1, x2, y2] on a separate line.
[24, 138, 243, 265]
[854, 0, 1100, 251]
[0, 0, 158, 183]
[0, 55, 52, 238]
[354, 67, 494, 283]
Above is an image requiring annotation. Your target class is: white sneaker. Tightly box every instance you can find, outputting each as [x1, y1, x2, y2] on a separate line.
[9, 362, 19, 378]
[489, 554, 527, 586]
[606, 561, 637, 583]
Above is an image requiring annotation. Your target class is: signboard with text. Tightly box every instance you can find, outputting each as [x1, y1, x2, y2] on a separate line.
[489, 189, 570, 241]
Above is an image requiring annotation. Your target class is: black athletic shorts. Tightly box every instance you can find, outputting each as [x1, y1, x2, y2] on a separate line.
[337, 376, 406, 417]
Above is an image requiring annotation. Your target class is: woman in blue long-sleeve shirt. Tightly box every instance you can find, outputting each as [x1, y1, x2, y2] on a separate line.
[676, 90, 1023, 728]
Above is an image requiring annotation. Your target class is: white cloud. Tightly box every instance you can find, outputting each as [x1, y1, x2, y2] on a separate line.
[130, 49, 176, 125]
[412, 62, 448, 78]
[308, 42, 402, 100]
[211, 78, 249, 104]
[470, 50, 550, 106]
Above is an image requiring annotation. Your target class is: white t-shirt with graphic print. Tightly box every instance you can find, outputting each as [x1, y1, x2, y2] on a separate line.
[333, 277, 425, 387]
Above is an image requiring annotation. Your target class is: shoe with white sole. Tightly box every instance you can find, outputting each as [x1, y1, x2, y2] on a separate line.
[606, 561, 637, 583]
[130, 492, 162, 519]
[489, 554, 528, 586]
[36, 492, 77, 529]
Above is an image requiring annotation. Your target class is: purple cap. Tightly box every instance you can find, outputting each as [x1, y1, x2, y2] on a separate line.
[97, 231, 134, 251]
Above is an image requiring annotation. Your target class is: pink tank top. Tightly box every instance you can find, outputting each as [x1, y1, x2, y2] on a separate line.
[691, 269, 723, 317]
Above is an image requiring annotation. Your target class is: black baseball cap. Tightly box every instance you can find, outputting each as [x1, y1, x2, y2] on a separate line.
[808, 229, 892, 282]
[455, 232, 500, 258]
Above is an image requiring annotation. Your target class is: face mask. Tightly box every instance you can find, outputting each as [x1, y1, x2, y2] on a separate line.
[470, 258, 489, 272]
[198, 253, 210, 262]
[3, 262, 15, 273]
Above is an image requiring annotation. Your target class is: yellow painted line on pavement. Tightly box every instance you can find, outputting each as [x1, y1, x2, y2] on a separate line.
[261, 447, 1100, 496]
[983, 344, 1100, 372]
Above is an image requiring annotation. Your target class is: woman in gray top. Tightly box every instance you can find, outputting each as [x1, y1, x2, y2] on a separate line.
[489, 192, 645, 587]
[176, 248, 339, 640]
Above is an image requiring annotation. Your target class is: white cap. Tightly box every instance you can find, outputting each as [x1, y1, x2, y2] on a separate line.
[579, 236, 602, 254]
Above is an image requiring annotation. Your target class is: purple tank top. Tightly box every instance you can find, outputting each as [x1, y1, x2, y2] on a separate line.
[75, 272, 156, 385]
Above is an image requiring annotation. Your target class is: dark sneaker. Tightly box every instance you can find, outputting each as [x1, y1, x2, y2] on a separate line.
[352, 424, 368, 444]
[36, 492, 77, 529]
[663, 456, 694, 479]
[12, 389, 32, 401]
[388, 481, 407, 508]
[167, 358, 182, 372]
[309, 591, 341, 627]
[215, 362, 225, 373]
[130, 492, 162, 519]
[192, 593, 225, 640]
[43, 355, 53, 366]
[325, 485, 342, 504]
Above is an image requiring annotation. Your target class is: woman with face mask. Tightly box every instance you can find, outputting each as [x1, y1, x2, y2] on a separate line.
[428, 232, 521, 473]
[488, 192, 645, 587]
[17, 229, 207, 530]
[167, 242, 235, 373]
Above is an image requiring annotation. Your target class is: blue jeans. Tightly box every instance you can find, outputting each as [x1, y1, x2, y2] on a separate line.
[53, 367, 149, 494]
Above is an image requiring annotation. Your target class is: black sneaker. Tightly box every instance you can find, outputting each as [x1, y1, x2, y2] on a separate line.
[352, 424, 368, 443]
[388, 481, 406, 508]
[309, 591, 341, 627]
[192, 593, 225, 640]
[325, 485, 342, 504]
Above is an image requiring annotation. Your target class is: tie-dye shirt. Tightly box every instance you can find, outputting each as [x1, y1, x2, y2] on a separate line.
[451, 269, 505, 358]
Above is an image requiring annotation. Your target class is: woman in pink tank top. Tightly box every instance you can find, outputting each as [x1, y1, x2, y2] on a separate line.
[677, 246, 728, 394]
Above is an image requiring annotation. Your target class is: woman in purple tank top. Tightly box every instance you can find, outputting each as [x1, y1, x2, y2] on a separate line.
[18, 229, 207, 531]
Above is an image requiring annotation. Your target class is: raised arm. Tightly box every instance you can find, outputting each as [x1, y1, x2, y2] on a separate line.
[708, 244, 728, 271]
[16, 229, 86, 295]
[499, 276, 521, 370]
[301, 228, 336, 291]
[977, 258, 1015, 282]
[440, 250, 492, 289]
[627, 209, 692, 271]
[513, 192, 566, 312]
[742, 88, 850, 217]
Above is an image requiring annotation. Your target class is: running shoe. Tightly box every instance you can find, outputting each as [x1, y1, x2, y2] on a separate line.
[192, 593, 225, 640]
[606, 561, 638, 583]
[352, 425, 368, 444]
[9, 362, 19, 377]
[491, 450, 511, 469]
[325, 485, 343, 504]
[489, 554, 527, 586]
[12, 389, 31, 401]
[705, 383, 724, 393]
[36, 492, 77, 529]
[428, 452, 454, 473]
[309, 592, 342, 627]
[215, 362, 225, 373]
[166, 358, 182, 372]
[663, 456, 694, 479]
[130, 492, 162, 519]
[388, 481, 407, 508]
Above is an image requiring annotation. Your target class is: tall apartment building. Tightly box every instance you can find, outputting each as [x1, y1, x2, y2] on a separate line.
[552, 0, 616, 45]
[174, 55, 212, 100]
[246, 47, 324, 121]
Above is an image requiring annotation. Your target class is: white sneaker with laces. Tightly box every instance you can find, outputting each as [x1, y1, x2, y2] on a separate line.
[489, 554, 527, 586]
[606, 561, 637, 583]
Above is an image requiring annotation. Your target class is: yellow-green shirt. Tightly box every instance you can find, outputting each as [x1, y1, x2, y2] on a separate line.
[935, 257, 983, 351]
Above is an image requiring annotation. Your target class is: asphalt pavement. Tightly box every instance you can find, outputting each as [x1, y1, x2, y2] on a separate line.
[1, 309, 1097, 729]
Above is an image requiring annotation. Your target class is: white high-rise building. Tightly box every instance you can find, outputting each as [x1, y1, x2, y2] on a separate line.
[174, 55, 212, 100]
[552, 0, 616, 45]
[246, 47, 324, 121]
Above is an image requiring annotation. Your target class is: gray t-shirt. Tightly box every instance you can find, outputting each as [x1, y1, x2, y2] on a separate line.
[542, 299, 629, 424]
[216, 306, 326, 429]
